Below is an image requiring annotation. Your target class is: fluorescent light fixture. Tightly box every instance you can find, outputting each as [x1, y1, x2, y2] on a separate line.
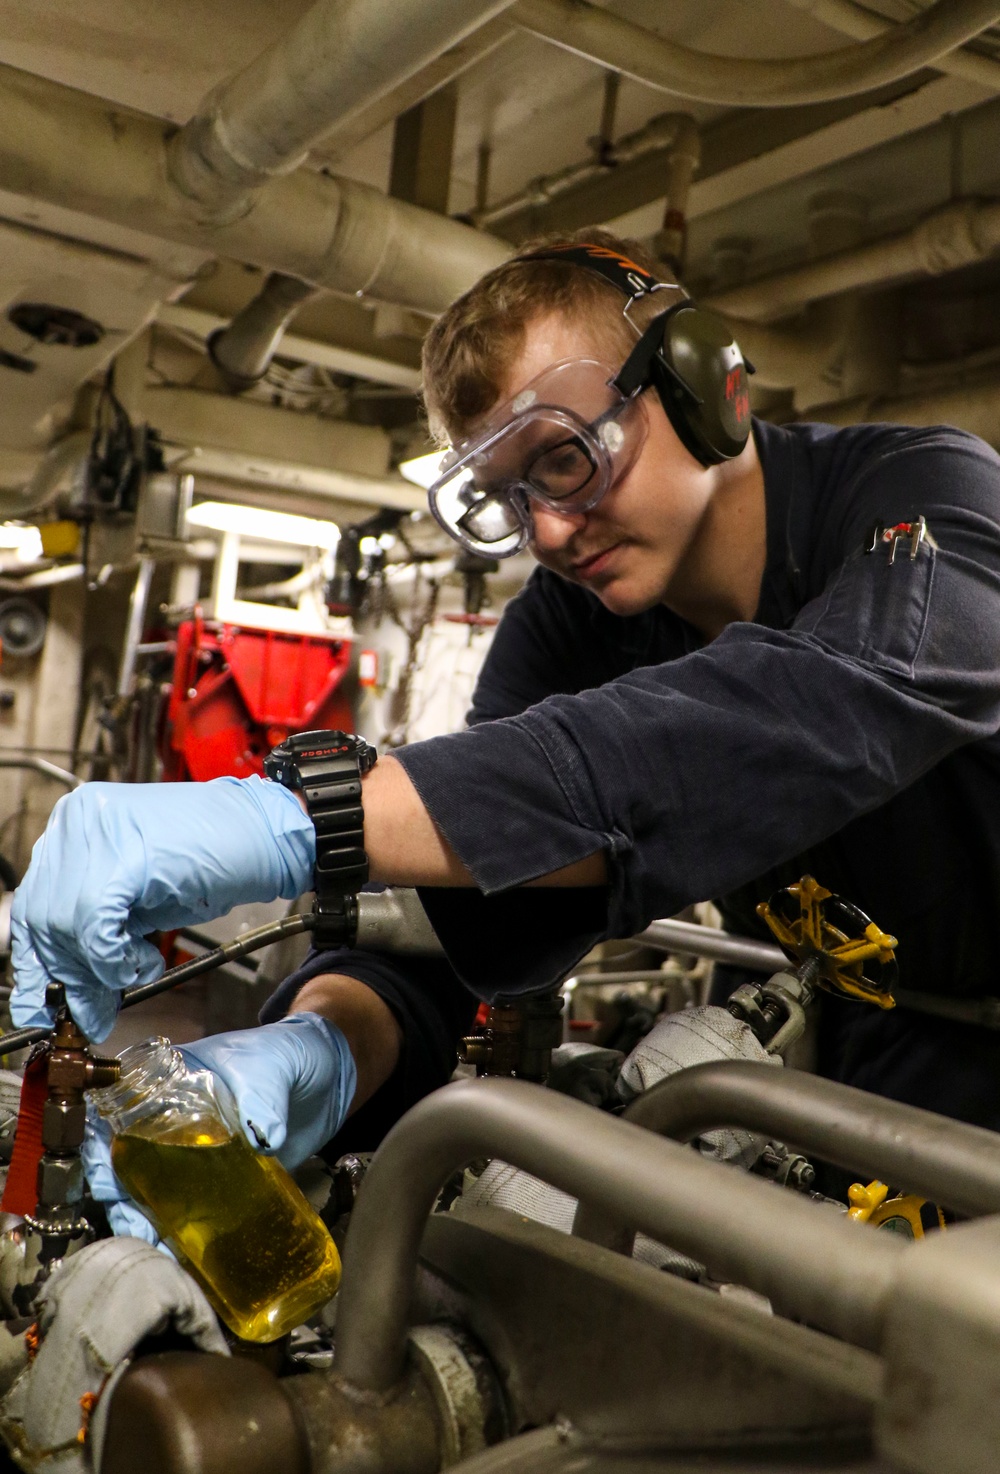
[398, 451, 446, 491]
[0, 522, 43, 561]
[187, 501, 341, 549]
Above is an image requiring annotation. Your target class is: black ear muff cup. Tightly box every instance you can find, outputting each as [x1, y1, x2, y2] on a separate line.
[510, 243, 754, 470]
[655, 305, 752, 467]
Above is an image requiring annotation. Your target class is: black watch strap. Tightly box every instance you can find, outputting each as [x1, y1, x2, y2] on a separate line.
[264, 730, 376, 944]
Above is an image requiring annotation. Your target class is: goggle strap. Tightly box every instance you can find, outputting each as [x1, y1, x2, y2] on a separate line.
[611, 309, 705, 408]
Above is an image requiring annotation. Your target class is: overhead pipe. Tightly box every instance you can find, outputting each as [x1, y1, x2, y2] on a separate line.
[707, 197, 1000, 323]
[808, 362, 1000, 447]
[0, 431, 90, 519]
[207, 272, 319, 392]
[513, 0, 1000, 108]
[0, 63, 509, 316]
[167, 0, 518, 224]
[651, 115, 700, 274]
[785, 0, 1000, 90]
[470, 110, 697, 232]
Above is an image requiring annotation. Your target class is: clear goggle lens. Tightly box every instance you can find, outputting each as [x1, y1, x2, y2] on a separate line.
[428, 360, 646, 558]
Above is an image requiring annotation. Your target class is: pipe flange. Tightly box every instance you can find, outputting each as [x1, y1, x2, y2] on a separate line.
[407, 1324, 506, 1467]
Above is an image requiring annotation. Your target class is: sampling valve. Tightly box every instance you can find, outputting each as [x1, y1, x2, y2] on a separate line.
[458, 992, 565, 1083]
[4, 983, 120, 1275]
[727, 875, 897, 1055]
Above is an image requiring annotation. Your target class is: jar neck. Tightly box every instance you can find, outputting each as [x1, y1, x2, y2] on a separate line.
[89, 1036, 185, 1123]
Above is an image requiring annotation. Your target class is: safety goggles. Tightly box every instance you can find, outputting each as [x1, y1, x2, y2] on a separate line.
[427, 358, 649, 559]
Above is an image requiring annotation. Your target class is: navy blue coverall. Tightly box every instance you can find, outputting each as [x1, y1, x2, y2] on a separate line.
[265, 417, 1000, 1155]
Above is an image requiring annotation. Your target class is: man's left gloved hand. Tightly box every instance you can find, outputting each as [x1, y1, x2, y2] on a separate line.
[83, 1014, 357, 1244]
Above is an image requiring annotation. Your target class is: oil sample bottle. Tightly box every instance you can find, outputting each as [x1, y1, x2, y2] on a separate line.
[90, 1037, 341, 1343]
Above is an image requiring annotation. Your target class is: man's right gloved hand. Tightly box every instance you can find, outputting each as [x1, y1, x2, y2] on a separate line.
[83, 1013, 357, 1244]
[11, 775, 314, 1041]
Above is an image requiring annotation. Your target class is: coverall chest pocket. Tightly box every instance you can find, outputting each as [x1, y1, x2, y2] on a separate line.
[799, 545, 936, 680]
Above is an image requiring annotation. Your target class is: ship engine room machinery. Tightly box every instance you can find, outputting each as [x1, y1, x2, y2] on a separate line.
[6, 0, 1000, 1471]
[0, 880, 998, 1474]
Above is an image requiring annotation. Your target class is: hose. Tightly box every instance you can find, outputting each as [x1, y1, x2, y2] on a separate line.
[0, 913, 316, 1056]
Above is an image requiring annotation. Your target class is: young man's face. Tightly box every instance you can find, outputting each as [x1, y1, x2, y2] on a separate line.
[492, 310, 718, 618]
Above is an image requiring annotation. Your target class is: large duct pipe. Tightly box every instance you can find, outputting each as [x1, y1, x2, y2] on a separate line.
[207, 272, 319, 392]
[707, 197, 1000, 323]
[167, 0, 518, 223]
[0, 63, 509, 315]
[785, 0, 1000, 90]
[333, 1077, 905, 1392]
[513, 0, 1000, 108]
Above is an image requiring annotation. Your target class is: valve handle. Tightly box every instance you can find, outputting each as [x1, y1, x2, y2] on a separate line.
[757, 875, 897, 1009]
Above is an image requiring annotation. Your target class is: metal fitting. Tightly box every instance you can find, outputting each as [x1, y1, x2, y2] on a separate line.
[41, 1097, 86, 1150]
[36, 1153, 84, 1207]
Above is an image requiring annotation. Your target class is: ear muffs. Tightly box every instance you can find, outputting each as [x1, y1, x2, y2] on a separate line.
[616, 303, 753, 468]
[511, 244, 754, 469]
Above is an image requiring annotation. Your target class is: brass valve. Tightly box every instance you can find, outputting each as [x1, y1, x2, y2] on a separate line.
[42, 986, 121, 1154]
[458, 992, 564, 1083]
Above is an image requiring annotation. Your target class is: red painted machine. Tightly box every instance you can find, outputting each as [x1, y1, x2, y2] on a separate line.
[162, 613, 354, 782]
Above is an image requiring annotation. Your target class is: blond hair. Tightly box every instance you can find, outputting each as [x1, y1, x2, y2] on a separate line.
[421, 228, 674, 444]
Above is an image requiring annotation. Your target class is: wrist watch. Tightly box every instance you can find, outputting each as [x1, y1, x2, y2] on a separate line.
[264, 730, 377, 946]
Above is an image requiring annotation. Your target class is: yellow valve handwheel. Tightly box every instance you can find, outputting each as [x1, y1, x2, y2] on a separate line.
[848, 1180, 946, 1237]
[757, 875, 897, 1009]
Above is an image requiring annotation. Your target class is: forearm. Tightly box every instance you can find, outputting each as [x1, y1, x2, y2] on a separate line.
[290, 973, 404, 1114]
[361, 755, 607, 887]
[293, 753, 607, 888]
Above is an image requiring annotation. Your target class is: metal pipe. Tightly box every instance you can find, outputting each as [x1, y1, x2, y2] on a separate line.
[513, 0, 1000, 108]
[207, 273, 319, 392]
[636, 916, 787, 973]
[117, 556, 155, 699]
[785, 0, 1000, 90]
[708, 197, 1000, 322]
[167, 0, 518, 223]
[0, 431, 90, 520]
[806, 362, 1000, 449]
[0, 63, 509, 315]
[470, 111, 695, 230]
[355, 887, 444, 956]
[0, 756, 82, 790]
[0, 565, 84, 593]
[623, 1060, 1000, 1218]
[333, 1077, 905, 1392]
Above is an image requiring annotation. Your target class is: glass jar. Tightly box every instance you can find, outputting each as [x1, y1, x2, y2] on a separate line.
[90, 1037, 341, 1343]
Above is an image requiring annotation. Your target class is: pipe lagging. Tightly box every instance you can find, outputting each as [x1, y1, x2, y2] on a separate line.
[332, 1077, 904, 1392]
[708, 198, 1000, 322]
[622, 1060, 1000, 1219]
[513, 0, 1000, 108]
[168, 0, 518, 220]
[0, 62, 509, 314]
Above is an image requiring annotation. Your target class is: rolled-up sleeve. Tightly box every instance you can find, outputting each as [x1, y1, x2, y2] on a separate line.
[396, 443, 1000, 991]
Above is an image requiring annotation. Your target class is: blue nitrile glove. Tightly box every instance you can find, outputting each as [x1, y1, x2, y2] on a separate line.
[10, 776, 314, 1041]
[82, 1015, 357, 1246]
[181, 1014, 357, 1170]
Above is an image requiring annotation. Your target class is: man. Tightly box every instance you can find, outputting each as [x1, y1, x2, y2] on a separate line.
[11, 230, 1000, 1202]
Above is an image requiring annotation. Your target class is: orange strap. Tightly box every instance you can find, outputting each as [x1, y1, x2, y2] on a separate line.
[1, 1051, 49, 1216]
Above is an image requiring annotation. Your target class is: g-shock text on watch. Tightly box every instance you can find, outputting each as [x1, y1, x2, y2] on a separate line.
[264, 730, 377, 946]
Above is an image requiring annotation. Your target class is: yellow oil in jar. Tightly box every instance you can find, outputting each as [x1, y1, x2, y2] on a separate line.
[111, 1118, 341, 1343]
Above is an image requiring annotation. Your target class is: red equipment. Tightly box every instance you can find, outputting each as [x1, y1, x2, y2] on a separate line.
[162, 615, 354, 782]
